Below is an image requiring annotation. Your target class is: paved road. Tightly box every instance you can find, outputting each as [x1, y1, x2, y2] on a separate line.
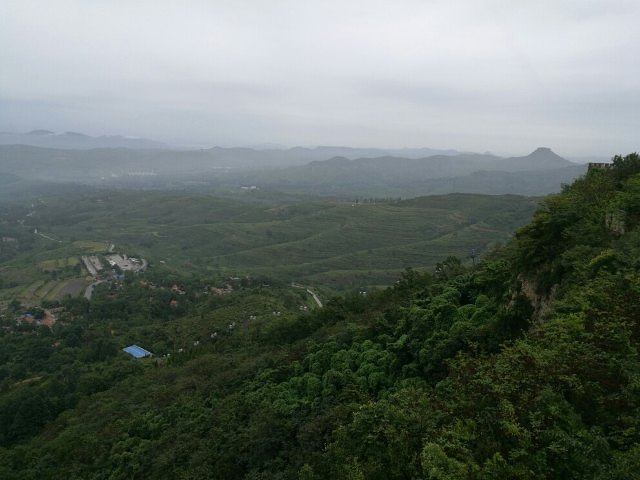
[291, 283, 323, 308]
[84, 280, 103, 300]
[306, 289, 323, 308]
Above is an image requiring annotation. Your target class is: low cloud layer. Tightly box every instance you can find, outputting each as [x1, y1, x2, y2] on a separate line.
[1, 0, 638, 155]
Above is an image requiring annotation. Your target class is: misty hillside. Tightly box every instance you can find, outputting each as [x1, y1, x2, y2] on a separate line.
[0, 144, 461, 179]
[0, 144, 586, 197]
[239, 148, 586, 196]
[300, 147, 572, 177]
[423, 164, 588, 195]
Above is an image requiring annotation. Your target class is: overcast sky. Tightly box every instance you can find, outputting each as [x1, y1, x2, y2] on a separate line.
[1, 0, 638, 155]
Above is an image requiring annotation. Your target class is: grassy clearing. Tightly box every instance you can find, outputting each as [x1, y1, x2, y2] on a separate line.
[72, 241, 108, 253]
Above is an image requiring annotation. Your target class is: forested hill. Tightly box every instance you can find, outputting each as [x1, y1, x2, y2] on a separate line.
[1, 154, 640, 479]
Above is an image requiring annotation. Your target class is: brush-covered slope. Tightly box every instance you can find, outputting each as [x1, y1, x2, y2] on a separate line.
[1, 154, 640, 479]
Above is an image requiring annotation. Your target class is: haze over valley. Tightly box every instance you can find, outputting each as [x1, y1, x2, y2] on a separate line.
[0, 135, 588, 198]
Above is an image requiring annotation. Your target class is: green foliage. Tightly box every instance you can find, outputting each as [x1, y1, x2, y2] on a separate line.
[612, 152, 640, 183]
[1, 154, 640, 479]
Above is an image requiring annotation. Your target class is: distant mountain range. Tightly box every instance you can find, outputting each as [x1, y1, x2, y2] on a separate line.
[230, 147, 585, 196]
[0, 129, 464, 158]
[0, 130, 169, 150]
[0, 129, 467, 158]
[0, 142, 591, 197]
[299, 147, 572, 178]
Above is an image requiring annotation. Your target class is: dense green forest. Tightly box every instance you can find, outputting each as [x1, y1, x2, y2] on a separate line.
[1, 154, 640, 479]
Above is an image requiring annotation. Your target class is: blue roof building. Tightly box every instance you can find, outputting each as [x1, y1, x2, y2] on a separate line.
[123, 344, 153, 358]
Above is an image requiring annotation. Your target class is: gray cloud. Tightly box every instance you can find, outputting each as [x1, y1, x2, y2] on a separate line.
[0, 0, 638, 155]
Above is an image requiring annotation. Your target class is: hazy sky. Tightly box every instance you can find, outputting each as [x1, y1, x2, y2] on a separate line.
[1, 0, 638, 155]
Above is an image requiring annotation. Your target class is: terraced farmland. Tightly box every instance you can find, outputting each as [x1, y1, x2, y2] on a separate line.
[3, 191, 538, 292]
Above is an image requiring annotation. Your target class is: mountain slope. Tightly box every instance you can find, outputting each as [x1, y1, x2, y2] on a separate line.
[1, 154, 639, 479]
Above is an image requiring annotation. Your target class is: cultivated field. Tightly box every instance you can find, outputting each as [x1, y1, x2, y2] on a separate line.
[0, 191, 538, 296]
